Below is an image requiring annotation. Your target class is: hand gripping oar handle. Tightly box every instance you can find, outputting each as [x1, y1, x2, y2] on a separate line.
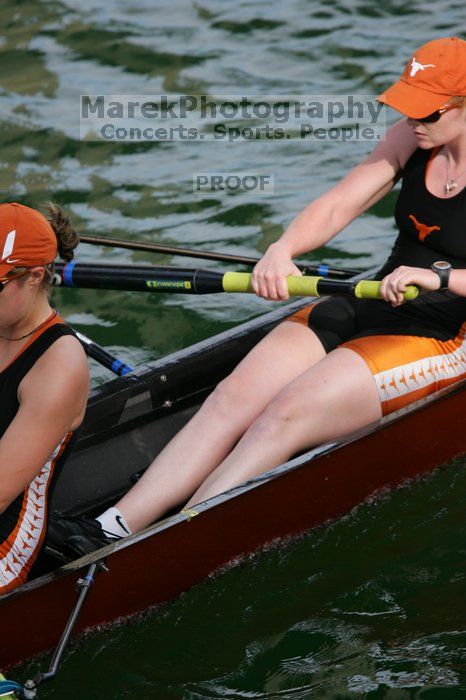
[353, 279, 418, 300]
[222, 272, 419, 301]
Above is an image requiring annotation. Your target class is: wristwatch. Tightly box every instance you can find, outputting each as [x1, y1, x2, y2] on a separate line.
[431, 260, 452, 290]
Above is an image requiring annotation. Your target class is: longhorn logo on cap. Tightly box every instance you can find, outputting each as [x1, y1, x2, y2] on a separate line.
[409, 57, 436, 77]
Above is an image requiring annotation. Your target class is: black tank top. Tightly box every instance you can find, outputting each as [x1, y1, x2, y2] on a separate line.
[380, 146, 466, 273]
[0, 318, 77, 593]
[358, 147, 466, 341]
[296, 148, 466, 345]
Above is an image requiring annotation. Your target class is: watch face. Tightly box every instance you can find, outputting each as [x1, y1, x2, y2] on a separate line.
[435, 261, 451, 270]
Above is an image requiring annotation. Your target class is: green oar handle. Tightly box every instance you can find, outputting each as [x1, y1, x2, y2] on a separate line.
[222, 272, 419, 301]
[222, 272, 320, 295]
[354, 279, 418, 300]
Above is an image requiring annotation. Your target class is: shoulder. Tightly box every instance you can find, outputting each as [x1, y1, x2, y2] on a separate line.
[41, 330, 87, 362]
[36, 331, 88, 376]
[19, 331, 89, 407]
[332, 118, 419, 205]
[370, 118, 418, 172]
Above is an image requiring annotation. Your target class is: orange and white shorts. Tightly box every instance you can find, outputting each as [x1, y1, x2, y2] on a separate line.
[286, 295, 466, 416]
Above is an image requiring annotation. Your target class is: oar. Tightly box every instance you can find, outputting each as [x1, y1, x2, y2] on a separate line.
[55, 262, 419, 300]
[76, 332, 133, 376]
[79, 234, 360, 279]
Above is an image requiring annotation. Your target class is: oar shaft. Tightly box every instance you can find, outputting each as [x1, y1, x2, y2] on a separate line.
[55, 262, 225, 293]
[76, 332, 133, 376]
[54, 263, 418, 300]
[79, 234, 360, 278]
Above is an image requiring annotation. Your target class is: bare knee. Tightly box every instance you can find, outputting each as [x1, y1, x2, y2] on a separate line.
[202, 372, 250, 419]
[254, 381, 336, 433]
[253, 389, 304, 434]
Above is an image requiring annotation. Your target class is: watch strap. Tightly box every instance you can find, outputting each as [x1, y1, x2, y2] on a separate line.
[431, 262, 451, 290]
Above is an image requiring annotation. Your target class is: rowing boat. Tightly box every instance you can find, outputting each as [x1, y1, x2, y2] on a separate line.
[1, 276, 465, 672]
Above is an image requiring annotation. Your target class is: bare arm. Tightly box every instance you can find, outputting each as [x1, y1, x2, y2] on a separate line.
[0, 336, 89, 515]
[447, 270, 466, 297]
[252, 118, 418, 299]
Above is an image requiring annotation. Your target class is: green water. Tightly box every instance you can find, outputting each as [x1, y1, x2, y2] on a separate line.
[3, 0, 466, 696]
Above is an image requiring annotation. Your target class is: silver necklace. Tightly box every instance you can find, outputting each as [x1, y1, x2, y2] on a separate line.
[444, 152, 466, 194]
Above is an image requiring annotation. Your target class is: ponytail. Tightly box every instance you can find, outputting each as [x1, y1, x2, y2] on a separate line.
[39, 202, 79, 291]
[44, 202, 79, 261]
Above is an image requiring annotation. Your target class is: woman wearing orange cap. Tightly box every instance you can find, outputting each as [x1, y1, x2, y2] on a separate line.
[0, 202, 88, 593]
[49, 37, 466, 555]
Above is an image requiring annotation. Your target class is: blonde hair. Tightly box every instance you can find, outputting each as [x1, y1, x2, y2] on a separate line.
[450, 96, 466, 107]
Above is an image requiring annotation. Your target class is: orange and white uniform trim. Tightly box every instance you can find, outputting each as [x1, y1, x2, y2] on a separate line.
[344, 323, 466, 415]
[0, 432, 73, 594]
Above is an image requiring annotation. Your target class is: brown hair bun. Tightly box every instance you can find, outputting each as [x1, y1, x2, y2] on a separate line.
[44, 202, 79, 261]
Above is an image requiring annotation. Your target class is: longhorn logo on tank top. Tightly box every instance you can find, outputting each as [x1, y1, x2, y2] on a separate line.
[409, 214, 440, 242]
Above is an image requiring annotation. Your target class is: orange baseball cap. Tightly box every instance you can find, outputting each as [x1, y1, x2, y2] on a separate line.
[0, 202, 57, 278]
[377, 37, 466, 119]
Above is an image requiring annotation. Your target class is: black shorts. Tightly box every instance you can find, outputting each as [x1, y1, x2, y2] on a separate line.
[286, 292, 465, 353]
[285, 294, 466, 416]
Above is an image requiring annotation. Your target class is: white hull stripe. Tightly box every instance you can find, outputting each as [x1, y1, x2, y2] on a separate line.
[375, 331, 466, 405]
[0, 436, 67, 590]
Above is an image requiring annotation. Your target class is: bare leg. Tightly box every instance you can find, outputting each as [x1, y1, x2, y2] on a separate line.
[116, 320, 326, 531]
[185, 348, 381, 507]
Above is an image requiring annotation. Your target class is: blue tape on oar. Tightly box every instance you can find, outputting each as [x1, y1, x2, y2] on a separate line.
[111, 359, 133, 376]
[0, 677, 26, 696]
[317, 264, 329, 277]
[62, 260, 77, 287]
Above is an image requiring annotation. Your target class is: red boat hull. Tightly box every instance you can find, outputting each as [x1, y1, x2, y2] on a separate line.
[1, 385, 464, 670]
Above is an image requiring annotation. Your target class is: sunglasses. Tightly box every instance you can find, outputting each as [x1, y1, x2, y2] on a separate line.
[417, 103, 461, 123]
[0, 269, 30, 293]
